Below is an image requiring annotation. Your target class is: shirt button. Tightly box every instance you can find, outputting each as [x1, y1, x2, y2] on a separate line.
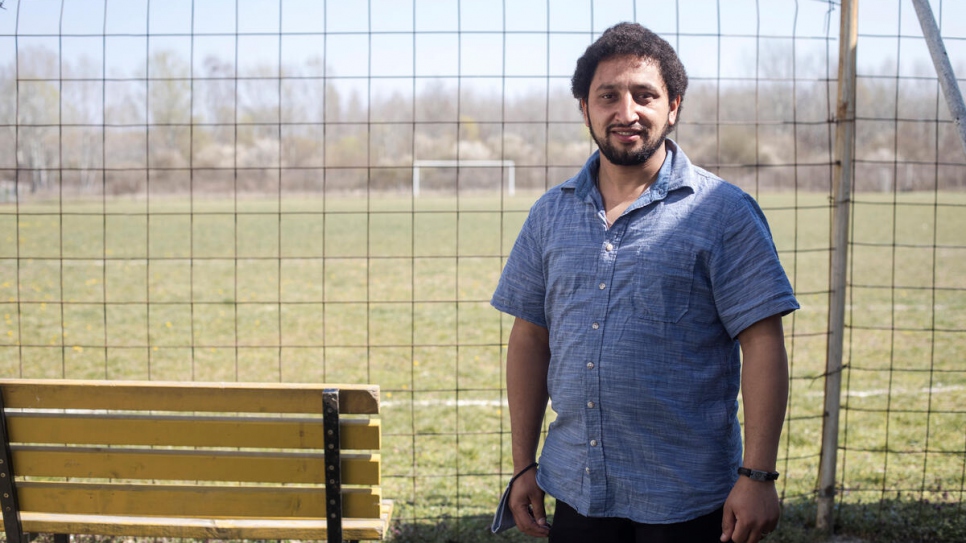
[586, 362, 595, 370]
[590, 439, 598, 447]
[585, 467, 591, 474]
[605, 243, 614, 252]
[598, 282, 606, 290]
[587, 401, 595, 408]
[592, 322, 600, 330]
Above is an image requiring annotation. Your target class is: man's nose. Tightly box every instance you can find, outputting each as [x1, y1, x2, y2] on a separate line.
[614, 93, 640, 125]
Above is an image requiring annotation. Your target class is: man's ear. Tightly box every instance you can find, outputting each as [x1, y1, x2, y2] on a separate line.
[580, 99, 590, 127]
[668, 95, 682, 126]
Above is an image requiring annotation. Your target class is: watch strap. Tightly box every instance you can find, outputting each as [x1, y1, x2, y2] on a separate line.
[737, 467, 780, 482]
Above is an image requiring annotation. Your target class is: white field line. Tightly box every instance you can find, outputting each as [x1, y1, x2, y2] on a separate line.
[382, 398, 507, 409]
[804, 384, 964, 398]
[384, 384, 965, 409]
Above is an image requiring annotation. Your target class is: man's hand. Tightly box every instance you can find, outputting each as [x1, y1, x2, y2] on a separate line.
[508, 468, 551, 537]
[720, 476, 780, 542]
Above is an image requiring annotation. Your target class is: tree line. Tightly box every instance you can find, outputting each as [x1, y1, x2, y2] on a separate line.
[2, 46, 963, 201]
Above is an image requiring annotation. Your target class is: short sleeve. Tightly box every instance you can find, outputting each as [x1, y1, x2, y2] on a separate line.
[491, 210, 549, 328]
[710, 194, 799, 338]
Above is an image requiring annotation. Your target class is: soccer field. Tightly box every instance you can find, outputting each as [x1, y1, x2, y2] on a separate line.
[2, 190, 964, 540]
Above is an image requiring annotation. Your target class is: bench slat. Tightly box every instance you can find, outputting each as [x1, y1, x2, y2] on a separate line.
[12, 447, 381, 485]
[0, 380, 379, 415]
[19, 502, 393, 541]
[7, 413, 380, 450]
[18, 481, 382, 519]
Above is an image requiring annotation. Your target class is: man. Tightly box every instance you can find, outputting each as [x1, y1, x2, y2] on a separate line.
[491, 22, 799, 543]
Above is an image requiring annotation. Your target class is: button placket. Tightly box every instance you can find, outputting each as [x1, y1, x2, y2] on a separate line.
[582, 231, 620, 508]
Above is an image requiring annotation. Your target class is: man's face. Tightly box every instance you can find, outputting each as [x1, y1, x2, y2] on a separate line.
[581, 55, 680, 167]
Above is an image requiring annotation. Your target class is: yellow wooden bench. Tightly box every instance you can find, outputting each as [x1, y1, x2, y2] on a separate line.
[0, 379, 392, 543]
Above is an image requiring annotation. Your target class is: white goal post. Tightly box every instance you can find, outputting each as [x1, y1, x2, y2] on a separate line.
[412, 160, 516, 196]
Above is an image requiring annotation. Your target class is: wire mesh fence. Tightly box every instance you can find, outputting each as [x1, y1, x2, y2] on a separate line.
[1, 0, 964, 538]
[841, 0, 966, 514]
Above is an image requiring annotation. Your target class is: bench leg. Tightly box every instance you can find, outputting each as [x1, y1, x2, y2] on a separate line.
[323, 389, 343, 543]
[53, 535, 69, 543]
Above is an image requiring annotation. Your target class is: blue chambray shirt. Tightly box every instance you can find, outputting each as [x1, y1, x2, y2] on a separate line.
[491, 140, 799, 524]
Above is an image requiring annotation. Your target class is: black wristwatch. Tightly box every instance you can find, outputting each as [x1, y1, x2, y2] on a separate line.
[738, 467, 780, 482]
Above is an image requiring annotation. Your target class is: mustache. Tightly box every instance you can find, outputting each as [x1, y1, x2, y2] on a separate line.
[606, 123, 645, 133]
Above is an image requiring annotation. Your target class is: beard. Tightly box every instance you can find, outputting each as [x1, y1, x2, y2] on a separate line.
[589, 118, 673, 167]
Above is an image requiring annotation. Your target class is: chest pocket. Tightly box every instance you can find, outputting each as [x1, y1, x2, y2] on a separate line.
[633, 242, 696, 323]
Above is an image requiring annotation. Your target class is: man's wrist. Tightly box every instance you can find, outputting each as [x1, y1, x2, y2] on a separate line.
[512, 449, 537, 467]
[512, 462, 539, 478]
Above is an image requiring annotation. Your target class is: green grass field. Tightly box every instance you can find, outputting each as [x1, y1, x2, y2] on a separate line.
[1, 190, 964, 542]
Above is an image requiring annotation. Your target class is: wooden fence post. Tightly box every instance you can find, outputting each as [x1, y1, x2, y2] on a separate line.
[817, 0, 859, 533]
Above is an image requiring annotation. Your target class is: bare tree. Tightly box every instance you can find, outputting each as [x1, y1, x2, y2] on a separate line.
[15, 47, 60, 194]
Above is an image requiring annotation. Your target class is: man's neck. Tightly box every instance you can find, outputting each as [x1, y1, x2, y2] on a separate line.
[597, 143, 667, 207]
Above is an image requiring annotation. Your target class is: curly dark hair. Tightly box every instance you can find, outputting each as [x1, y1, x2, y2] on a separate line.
[571, 22, 688, 107]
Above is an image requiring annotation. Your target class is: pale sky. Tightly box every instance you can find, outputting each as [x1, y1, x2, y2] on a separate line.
[2, 0, 964, 99]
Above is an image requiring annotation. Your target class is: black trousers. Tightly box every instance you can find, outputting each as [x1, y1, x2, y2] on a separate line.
[549, 500, 727, 543]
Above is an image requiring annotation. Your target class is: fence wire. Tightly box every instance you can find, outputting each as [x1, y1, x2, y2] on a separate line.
[1, 0, 964, 536]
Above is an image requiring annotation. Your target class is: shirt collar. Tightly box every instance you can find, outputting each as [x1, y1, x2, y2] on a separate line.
[563, 138, 695, 206]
